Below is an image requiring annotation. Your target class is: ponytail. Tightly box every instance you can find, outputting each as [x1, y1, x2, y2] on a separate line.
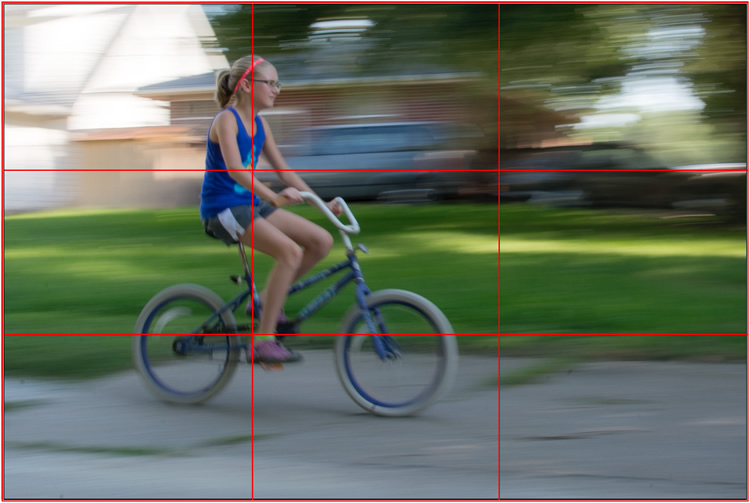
[215, 70, 233, 109]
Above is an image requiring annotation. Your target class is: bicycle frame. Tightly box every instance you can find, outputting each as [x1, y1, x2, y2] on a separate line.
[195, 192, 388, 348]
[134, 192, 455, 413]
[227, 246, 380, 334]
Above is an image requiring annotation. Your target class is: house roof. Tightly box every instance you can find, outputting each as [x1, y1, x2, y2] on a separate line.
[135, 69, 481, 101]
[5, 5, 228, 129]
[136, 73, 217, 97]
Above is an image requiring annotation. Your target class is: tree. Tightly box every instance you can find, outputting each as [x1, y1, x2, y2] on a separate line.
[683, 4, 747, 136]
[207, 5, 497, 82]
[500, 4, 746, 134]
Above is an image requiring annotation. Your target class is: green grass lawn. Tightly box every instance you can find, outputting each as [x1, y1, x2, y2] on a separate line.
[4, 203, 498, 336]
[500, 205, 747, 334]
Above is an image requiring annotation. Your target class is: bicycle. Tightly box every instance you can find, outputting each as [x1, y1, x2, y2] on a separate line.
[133, 192, 458, 416]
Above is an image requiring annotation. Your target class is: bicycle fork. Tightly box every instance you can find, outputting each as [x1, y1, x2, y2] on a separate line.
[351, 257, 401, 361]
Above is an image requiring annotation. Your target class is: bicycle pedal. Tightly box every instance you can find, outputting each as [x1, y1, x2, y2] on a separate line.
[276, 321, 299, 335]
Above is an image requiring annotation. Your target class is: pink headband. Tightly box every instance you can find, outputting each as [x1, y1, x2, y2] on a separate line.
[233, 58, 265, 95]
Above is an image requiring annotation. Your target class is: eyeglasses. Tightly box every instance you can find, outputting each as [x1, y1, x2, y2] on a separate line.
[253, 79, 282, 90]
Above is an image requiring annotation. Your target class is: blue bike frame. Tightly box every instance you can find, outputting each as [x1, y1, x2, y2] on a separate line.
[194, 246, 388, 353]
[190, 192, 399, 360]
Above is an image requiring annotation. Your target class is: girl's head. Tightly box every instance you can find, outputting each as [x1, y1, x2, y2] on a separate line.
[215, 55, 280, 110]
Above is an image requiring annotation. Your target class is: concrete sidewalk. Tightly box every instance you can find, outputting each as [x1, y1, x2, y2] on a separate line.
[4, 351, 498, 499]
[4, 367, 255, 499]
[500, 358, 747, 500]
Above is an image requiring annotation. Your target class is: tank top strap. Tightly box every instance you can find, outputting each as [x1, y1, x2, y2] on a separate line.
[226, 107, 249, 137]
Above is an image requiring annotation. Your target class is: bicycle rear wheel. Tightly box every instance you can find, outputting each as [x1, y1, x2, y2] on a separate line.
[335, 289, 458, 416]
[133, 284, 241, 404]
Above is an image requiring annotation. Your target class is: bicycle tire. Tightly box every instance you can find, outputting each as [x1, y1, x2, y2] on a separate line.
[335, 289, 458, 416]
[133, 284, 240, 404]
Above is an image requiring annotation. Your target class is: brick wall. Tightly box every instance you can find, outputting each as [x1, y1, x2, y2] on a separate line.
[167, 80, 472, 149]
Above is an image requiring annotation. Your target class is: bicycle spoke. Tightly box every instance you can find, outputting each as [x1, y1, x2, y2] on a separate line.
[133, 285, 242, 403]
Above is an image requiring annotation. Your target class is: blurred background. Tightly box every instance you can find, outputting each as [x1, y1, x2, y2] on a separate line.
[4, 4, 498, 212]
[500, 4, 746, 221]
[499, 4, 746, 335]
[4, 4, 498, 336]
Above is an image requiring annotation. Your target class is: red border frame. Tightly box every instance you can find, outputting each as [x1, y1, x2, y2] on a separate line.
[3, 2, 749, 502]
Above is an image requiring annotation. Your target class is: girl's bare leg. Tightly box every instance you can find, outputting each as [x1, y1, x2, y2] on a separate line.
[256, 209, 334, 306]
[266, 209, 334, 281]
[242, 217, 302, 335]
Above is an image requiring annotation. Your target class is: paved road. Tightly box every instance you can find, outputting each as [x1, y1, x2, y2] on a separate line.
[4, 349, 498, 499]
[500, 358, 747, 500]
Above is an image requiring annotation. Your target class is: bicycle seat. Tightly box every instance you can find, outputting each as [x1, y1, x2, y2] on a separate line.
[203, 221, 238, 245]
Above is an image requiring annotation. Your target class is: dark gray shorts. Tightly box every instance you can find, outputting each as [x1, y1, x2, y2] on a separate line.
[202, 202, 277, 245]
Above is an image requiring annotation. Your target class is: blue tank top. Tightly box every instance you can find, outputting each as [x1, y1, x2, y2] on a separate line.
[199, 108, 266, 219]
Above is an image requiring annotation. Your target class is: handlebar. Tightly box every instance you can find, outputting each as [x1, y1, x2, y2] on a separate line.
[293, 192, 360, 235]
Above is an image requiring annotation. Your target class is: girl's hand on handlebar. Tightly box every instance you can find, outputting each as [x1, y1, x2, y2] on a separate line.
[326, 199, 343, 217]
[273, 187, 304, 206]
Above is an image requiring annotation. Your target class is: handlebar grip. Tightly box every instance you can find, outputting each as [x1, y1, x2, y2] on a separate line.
[299, 191, 360, 235]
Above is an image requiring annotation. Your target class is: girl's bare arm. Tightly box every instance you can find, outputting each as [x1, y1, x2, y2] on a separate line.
[214, 111, 281, 202]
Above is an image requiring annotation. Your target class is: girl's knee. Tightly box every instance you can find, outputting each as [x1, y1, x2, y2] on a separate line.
[317, 231, 334, 254]
[307, 231, 333, 259]
[277, 243, 303, 269]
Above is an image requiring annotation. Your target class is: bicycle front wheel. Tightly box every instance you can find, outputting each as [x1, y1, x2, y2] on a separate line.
[335, 289, 458, 416]
[133, 284, 241, 404]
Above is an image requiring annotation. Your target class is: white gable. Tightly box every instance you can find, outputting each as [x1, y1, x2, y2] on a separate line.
[6, 4, 228, 129]
[70, 5, 228, 130]
[24, 8, 129, 97]
[4, 4, 228, 212]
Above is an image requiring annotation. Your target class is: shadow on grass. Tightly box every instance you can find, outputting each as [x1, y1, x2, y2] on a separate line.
[500, 205, 746, 334]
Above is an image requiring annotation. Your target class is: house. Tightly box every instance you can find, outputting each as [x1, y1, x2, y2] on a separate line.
[5, 5, 495, 212]
[4, 4, 228, 212]
[134, 69, 485, 155]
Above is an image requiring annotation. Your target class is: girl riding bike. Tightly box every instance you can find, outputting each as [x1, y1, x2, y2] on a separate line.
[200, 55, 341, 363]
